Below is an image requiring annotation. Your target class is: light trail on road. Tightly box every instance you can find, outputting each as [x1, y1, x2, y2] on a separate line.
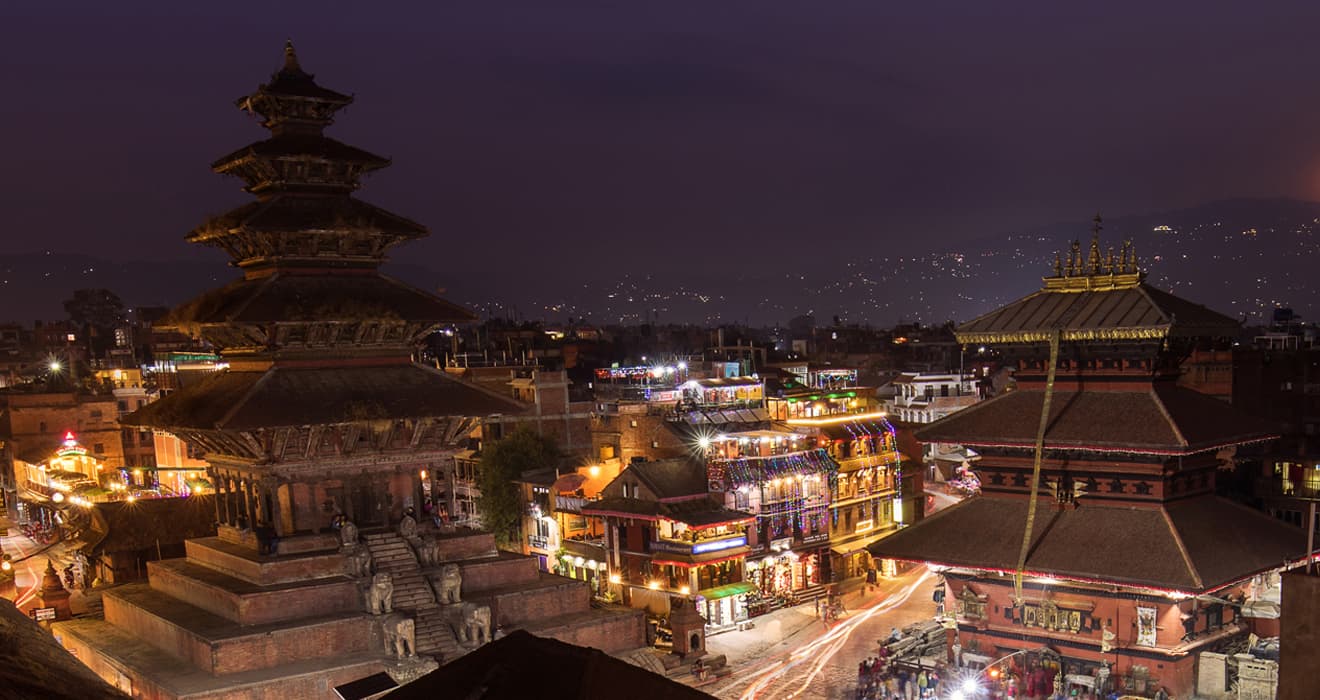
[724, 568, 934, 700]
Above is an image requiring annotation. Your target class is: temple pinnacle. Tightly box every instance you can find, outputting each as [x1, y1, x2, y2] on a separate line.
[283, 39, 300, 72]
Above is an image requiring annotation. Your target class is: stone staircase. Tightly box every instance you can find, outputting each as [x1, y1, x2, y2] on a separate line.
[361, 532, 460, 659]
[362, 532, 434, 610]
[414, 605, 461, 659]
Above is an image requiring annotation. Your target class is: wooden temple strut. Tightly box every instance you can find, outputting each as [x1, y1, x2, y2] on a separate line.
[1013, 328, 1061, 604]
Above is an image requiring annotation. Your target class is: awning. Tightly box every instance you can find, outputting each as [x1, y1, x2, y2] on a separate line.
[830, 531, 889, 556]
[697, 581, 757, 600]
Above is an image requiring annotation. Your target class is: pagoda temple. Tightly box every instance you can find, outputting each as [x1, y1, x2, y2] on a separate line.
[870, 226, 1315, 698]
[51, 44, 644, 699]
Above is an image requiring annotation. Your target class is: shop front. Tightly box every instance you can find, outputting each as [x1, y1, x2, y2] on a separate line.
[697, 581, 756, 631]
[747, 547, 824, 598]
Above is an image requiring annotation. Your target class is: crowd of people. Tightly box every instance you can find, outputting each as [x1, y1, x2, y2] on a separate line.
[855, 654, 942, 700]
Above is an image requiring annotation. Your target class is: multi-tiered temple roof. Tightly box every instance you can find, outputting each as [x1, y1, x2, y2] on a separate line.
[127, 42, 521, 442]
[871, 228, 1311, 594]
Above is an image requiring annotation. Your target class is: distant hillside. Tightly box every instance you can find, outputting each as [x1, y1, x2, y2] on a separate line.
[4, 197, 1317, 326]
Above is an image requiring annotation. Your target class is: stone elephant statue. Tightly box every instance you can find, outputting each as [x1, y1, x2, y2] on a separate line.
[434, 563, 462, 604]
[365, 573, 394, 615]
[383, 614, 415, 659]
[459, 603, 492, 646]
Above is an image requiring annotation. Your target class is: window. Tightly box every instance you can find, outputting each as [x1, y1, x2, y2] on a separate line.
[90, 409, 103, 420]
[94, 443, 105, 454]
[39, 422, 47, 433]
[630, 420, 638, 428]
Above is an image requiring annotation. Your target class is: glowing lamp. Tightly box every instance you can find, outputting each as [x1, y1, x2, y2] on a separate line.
[609, 574, 622, 585]
[962, 679, 977, 694]
[51, 492, 64, 504]
[1, 560, 10, 573]
[680, 585, 691, 595]
[49, 361, 62, 372]
[647, 580, 660, 590]
[419, 469, 428, 480]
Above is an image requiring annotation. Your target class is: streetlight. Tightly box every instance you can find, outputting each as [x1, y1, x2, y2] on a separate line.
[49, 360, 62, 373]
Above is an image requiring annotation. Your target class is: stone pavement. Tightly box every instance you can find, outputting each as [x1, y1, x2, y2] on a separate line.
[702, 567, 937, 699]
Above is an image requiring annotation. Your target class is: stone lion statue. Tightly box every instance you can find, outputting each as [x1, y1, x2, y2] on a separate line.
[460, 603, 492, 646]
[383, 614, 416, 659]
[365, 572, 394, 615]
[343, 544, 373, 578]
[435, 563, 462, 604]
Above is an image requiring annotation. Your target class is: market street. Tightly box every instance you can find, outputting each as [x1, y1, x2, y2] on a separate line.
[705, 567, 936, 700]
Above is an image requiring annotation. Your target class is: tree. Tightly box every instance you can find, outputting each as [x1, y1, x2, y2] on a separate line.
[63, 288, 127, 359]
[475, 429, 560, 549]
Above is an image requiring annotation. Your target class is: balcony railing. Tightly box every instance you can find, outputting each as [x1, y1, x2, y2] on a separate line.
[556, 495, 590, 513]
[527, 534, 549, 550]
[650, 533, 749, 556]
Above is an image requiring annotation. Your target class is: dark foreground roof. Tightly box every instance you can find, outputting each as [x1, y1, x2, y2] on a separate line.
[384, 629, 713, 700]
[0, 599, 126, 699]
[82, 496, 217, 555]
[914, 383, 1278, 455]
[124, 363, 525, 431]
[869, 495, 1311, 592]
[956, 282, 1238, 344]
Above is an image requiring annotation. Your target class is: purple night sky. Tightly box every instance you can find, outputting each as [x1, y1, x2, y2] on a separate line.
[6, 2, 1320, 323]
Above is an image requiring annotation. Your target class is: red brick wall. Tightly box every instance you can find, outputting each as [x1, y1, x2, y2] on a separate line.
[538, 611, 647, 653]
[458, 555, 539, 594]
[492, 577, 590, 627]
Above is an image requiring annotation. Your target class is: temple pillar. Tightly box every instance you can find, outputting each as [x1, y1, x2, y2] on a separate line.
[220, 473, 234, 525]
[212, 470, 226, 524]
[262, 477, 286, 536]
[241, 477, 255, 529]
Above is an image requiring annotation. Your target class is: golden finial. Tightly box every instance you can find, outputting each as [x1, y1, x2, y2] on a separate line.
[283, 39, 301, 72]
[1053, 253, 1063, 277]
[1104, 246, 1115, 274]
[1127, 242, 1137, 274]
[1066, 240, 1080, 276]
[1088, 213, 1103, 274]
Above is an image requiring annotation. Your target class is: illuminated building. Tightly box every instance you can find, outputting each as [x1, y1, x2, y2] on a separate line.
[870, 231, 1313, 697]
[704, 428, 836, 598]
[2, 391, 124, 523]
[582, 458, 755, 630]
